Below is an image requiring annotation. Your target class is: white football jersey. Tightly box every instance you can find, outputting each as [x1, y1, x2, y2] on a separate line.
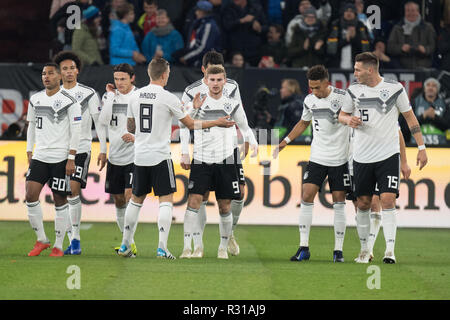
[181, 78, 244, 147]
[128, 84, 186, 166]
[193, 93, 249, 163]
[100, 87, 136, 166]
[343, 78, 411, 163]
[62, 83, 101, 154]
[301, 87, 352, 167]
[27, 89, 82, 163]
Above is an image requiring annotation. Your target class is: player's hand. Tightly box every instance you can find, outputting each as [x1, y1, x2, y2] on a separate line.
[180, 153, 191, 170]
[347, 116, 362, 128]
[416, 149, 428, 170]
[66, 159, 75, 176]
[97, 153, 107, 171]
[193, 92, 206, 109]
[250, 143, 258, 157]
[272, 142, 287, 159]
[401, 161, 411, 179]
[27, 152, 32, 166]
[215, 116, 235, 128]
[240, 142, 250, 160]
[105, 83, 115, 93]
[122, 133, 135, 143]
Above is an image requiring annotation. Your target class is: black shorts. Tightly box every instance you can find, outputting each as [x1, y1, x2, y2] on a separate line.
[346, 175, 357, 201]
[188, 157, 241, 200]
[70, 152, 91, 189]
[353, 153, 400, 198]
[26, 159, 70, 196]
[105, 161, 134, 194]
[303, 161, 351, 192]
[132, 159, 176, 197]
[233, 148, 245, 186]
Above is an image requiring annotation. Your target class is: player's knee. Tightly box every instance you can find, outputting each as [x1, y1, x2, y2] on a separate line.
[53, 195, 68, 207]
[302, 192, 315, 203]
[25, 192, 38, 203]
[188, 194, 203, 210]
[380, 196, 395, 210]
[114, 195, 126, 208]
[202, 191, 210, 202]
[357, 197, 372, 211]
[239, 185, 245, 200]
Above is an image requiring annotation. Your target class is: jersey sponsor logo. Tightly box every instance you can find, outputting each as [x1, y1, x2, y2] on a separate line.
[139, 92, 156, 99]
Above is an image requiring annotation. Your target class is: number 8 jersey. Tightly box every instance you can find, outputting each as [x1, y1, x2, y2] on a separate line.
[128, 84, 186, 166]
[343, 78, 411, 163]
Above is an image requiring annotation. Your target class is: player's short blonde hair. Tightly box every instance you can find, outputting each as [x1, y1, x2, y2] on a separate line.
[205, 65, 226, 78]
[148, 58, 169, 80]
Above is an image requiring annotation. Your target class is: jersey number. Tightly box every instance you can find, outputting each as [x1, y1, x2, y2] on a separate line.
[110, 114, 118, 127]
[36, 117, 43, 129]
[51, 177, 66, 192]
[140, 104, 153, 133]
[343, 173, 351, 187]
[360, 109, 369, 122]
[313, 119, 319, 131]
[387, 175, 398, 189]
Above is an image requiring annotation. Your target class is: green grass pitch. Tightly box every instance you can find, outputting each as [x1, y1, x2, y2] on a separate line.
[0, 221, 449, 300]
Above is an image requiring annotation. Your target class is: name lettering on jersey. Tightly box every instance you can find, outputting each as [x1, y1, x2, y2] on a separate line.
[139, 92, 156, 99]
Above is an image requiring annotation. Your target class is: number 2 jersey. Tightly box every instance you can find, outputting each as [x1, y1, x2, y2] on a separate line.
[301, 86, 352, 167]
[27, 89, 82, 163]
[99, 87, 137, 166]
[128, 84, 186, 167]
[343, 78, 411, 163]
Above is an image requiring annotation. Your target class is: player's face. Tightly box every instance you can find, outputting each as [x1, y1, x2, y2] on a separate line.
[206, 73, 225, 94]
[42, 66, 61, 90]
[353, 61, 370, 84]
[308, 79, 329, 98]
[60, 59, 79, 84]
[114, 71, 134, 94]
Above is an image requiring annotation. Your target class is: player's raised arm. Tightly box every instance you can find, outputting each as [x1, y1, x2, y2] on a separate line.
[401, 109, 428, 170]
[98, 84, 115, 125]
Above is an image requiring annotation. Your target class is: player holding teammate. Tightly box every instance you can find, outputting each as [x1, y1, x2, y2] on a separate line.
[273, 65, 352, 262]
[184, 65, 257, 260]
[118, 58, 235, 258]
[339, 52, 428, 264]
[98, 63, 139, 255]
[53, 51, 107, 255]
[25, 63, 82, 257]
[179, 51, 258, 258]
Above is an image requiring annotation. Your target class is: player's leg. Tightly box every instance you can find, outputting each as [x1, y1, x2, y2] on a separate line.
[51, 192, 69, 257]
[368, 192, 382, 261]
[228, 163, 245, 256]
[191, 190, 210, 253]
[217, 199, 233, 259]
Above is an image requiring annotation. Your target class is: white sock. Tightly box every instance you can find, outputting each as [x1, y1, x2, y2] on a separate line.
[382, 208, 397, 254]
[231, 199, 244, 233]
[190, 207, 203, 250]
[158, 202, 173, 251]
[122, 200, 142, 247]
[333, 202, 346, 251]
[116, 205, 126, 233]
[219, 211, 233, 250]
[356, 208, 371, 252]
[65, 210, 72, 243]
[54, 203, 69, 250]
[183, 208, 196, 251]
[198, 201, 208, 234]
[68, 196, 82, 240]
[299, 201, 313, 247]
[26, 201, 48, 243]
[368, 211, 382, 253]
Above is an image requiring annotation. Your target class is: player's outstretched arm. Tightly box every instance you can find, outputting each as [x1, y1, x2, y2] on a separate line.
[272, 119, 310, 159]
[402, 109, 428, 170]
[179, 115, 235, 130]
[399, 129, 411, 179]
[338, 110, 362, 128]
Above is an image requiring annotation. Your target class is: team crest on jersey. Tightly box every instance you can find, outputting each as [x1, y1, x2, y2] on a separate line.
[223, 102, 232, 113]
[75, 92, 84, 101]
[380, 90, 390, 101]
[330, 99, 341, 111]
[53, 99, 62, 109]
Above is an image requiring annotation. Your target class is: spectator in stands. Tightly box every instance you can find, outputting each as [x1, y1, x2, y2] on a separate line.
[326, 2, 370, 69]
[387, 1, 436, 69]
[183, 0, 223, 42]
[109, 3, 147, 66]
[173, 1, 222, 67]
[137, 0, 158, 36]
[274, 78, 304, 134]
[412, 77, 450, 145]
[438, 22, 450, 71]
[141, 9, 184, 63]
[372, 38, 401, 69]
[260, 24, 287, 67]
[285, 0, 331, 46]
[287, 7, 327, 68]
[49, 0, 74, 19]
[230, 51, 246, 67]
[355, 0, 374, 41]
[260, 0, 284, 25]
[72, 6, 105, 66]
[222, 0, 268, 66]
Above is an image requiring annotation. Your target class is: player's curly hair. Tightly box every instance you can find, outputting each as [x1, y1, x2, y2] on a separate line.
[202, 50, 224, 68]
[53, 51, 82, 71]
[113, 63, 135, 78]
[306, 65, 329, 81]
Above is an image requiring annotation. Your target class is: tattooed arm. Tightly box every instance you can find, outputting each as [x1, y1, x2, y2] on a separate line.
[127, 117, 136, 134]
[402, 109, 428, 170]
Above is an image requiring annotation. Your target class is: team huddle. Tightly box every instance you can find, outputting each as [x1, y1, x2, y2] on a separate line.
[25, 50, 427, 263]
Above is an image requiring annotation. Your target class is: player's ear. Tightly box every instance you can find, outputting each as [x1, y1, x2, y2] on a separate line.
[131, 74, 136, 83]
